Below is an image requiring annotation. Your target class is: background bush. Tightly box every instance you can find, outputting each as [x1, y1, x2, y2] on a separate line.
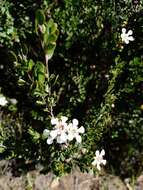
[0, 0, 143, 177]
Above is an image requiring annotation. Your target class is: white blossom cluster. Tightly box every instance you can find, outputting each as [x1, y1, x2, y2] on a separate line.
[92, 149, 106, 171]
[121, 28, 134, 44]
[0, 94, 17, 107]
[0, 95, 8, 106]
[43, 116, 85, 144]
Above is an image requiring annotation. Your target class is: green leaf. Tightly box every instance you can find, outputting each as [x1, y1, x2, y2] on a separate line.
[36, 100, 45, 105]
[43, 129, 50, 139]
[47, 19, 58, 34]
[48, 34, 58, 43]
[21, 43, 28, 55]
[35, 10, 45, 25]
[28, 128, 40, 142]
[38, 73, 45, 83]
[35, 10, 46, 34]
[0, 146, 5, 153]
[18, 78, 26, 86]
[133, 57, 140, 65]
[45, 43, 56, 60]
[43, 28, 58, 45]
[28, 59, 34, 71]
[8, 51, 17, 62]
[34, 62, 45, 83]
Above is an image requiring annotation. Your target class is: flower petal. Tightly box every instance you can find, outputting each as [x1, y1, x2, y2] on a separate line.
[61, 116, 68, 123]
[122, 28, 126, 34]
[78, 126, 85, 134]
[75, 135, 82, 143]
[67, 123, 72, 131]
[121, 33, 125, 39]
[124, 39, 129, 44]
[0, 96, 8, 106]
[101, 159, 107, 165]
[72, 119, 79, 126]
[47, 137, 53, 144]
[50, 130, 58, 139]
[57, 136, 66, 144]
[101, 149, 105, 156]
[97, 164, 101, 171]
[67, 133, 74, 141]
[127, 30, 133, 35]
[128, 36, 134, 41]
[57, 136, 62, 144]
[92, 160, 97, 166]
[95, 150, 100, 157]
[51, 118, 59, 125]
[60, 132, 67, 141]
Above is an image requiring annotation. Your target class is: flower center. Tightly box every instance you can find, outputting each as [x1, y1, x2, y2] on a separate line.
[56, 121, 65, 131]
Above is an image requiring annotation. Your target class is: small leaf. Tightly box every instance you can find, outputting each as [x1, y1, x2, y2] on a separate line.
[45, 43, 56, 60]
[45, 84, 49, 93]
[18, 78, 26, 86]
[8, 51, 18, 63]
[35, 10, 46, 34]
[36, 10, 45, 25]
[36, 100, 45, 105]
[43, 129, 50, 139]
[28, 59, 34, 71]
[0, 146, 5, 153]
[48, 34, 58, 43]
[22, 43, 28, 55]
[34, 62, 46, 83]
[39, 24, 46, 34]
[38, 73, 45, 83]
[47, 19, 58, 33]
[28, 128, 40, 142]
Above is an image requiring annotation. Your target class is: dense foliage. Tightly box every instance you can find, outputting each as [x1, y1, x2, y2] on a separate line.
[0, 0, 143, 177]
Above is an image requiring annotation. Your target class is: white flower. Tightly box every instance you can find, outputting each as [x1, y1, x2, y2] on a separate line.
[0, 96, 8, 106]
[9, 98, 17, 105]
[121, 28, 134, 44]
[111, 103, 115, 108]
[92, 149, 106, 171]
[45, 116, 85, 145]
[67, 119, 85, 143]
[47, 116, 68, 144]
[0, 65, 4, 69]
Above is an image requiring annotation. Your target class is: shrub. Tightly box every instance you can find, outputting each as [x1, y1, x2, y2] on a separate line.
[0, 0, 143, 177]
